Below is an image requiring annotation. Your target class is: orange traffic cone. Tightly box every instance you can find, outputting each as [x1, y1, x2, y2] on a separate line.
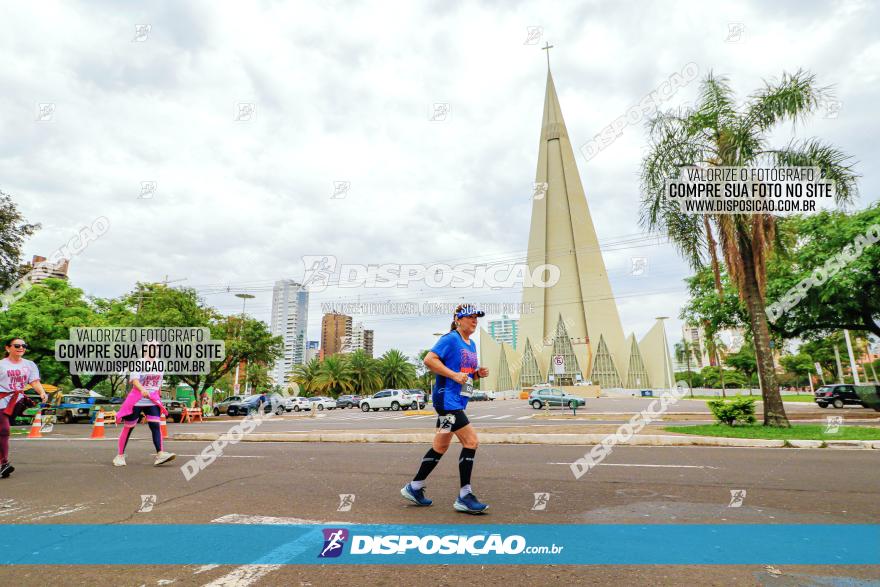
[160, 413, 168, 439]
[90, 410, 106, 439]
[28, 412, 43, 438]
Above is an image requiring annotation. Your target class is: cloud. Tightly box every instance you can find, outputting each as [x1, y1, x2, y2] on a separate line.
[1, 0, 876, 362]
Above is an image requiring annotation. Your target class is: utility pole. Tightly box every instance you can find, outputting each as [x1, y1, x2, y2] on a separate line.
[834, 345, 845, 383]
[844, 330, 861, 385]
[233, 293, 255, 395]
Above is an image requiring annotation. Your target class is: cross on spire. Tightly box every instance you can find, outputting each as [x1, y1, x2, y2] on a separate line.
[541, 42, 554, 70]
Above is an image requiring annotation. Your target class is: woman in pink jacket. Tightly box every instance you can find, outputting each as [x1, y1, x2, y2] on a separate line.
[114, 367, 176, 467]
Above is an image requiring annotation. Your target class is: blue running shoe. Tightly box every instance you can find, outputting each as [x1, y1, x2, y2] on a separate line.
[454, 492, 488, 514]
[401, 483, 433, 506]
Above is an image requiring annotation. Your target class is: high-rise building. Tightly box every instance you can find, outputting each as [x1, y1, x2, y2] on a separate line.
[321, 312, 352, 357]
[487, 315, 518, 350]
[364, 329, 374, 358]
[345, 322, 376, 357]
[28, 255, 69, 283]
[479, 64, 674, 391]
[269, 280, 309, 385]
[305, 340, 320, 363]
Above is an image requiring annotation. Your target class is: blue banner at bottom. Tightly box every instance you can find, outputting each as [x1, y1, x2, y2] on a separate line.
[1, 524, 877, 565]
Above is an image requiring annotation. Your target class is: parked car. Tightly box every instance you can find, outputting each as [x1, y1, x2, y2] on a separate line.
[405, 390, 427, 408]
[360, 389, 419, 412]
[528, 387, 586, 409]
[213, 395, 246, 416]
[308, 396, 337, 410]
[335, 395, 362, 409]
[815, 384, 875, 409]
[227, 395, 285, 416]
[470, 391, 493, 401]
[289, 396, 312, 411]
[54, 395, 95, 424]
[160, 396, 186, 422]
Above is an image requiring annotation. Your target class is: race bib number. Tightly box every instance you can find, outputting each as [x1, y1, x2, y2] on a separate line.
[461, 380, 474, 397]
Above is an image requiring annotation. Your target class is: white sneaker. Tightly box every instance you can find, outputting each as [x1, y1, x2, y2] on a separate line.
[113, 454, 126, 467]
[154, 451, 176, 466]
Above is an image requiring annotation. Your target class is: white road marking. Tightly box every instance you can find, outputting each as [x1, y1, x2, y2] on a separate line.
[516, 415, 533, 420]
[211, 514, 353, 525]
[203, 514, 359, 587]
[177, 454, 264, 459]
[201, 564, 280, 587]
[492, 415, 513, 420]
[25, 503, 89, 521]
[472, 415, 495, 420]
[193, 565, 220, 574]
[547, 462, 718, 469]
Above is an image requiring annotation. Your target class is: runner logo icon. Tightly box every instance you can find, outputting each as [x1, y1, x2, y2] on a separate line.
[319, 528, 349, 558]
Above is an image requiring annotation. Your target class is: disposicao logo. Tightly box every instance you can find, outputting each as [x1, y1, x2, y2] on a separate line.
[319, 528, 349, 558]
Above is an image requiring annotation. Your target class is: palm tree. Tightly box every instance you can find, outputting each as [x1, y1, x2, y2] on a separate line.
[378, 349, 417, 389]
[289, 358, 322, 396]
[674, 340, 696, 396]
[314, 355, 354, 397]
[347, 349, 383, 395]
[641, 70, 858, 426]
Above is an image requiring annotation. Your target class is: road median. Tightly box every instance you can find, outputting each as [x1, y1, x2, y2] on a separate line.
[171, 429, 880, 449]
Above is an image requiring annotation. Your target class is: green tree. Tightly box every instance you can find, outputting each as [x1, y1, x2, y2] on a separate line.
[779, 352, 817, 389]
[641, 70, 858, 426]
[766, 205, 880, 338]
[182, 314, 283, 394]
[701, 365, 747, 389]
[0, 278, 97, 387]
[378, 349, 417, 389]
[724, 341, 758, 383]
[674, 339, 698, 396]
[415, 349, 434, 394]
[0, 190, 40, 292]
[314, 355, 354, 396]
[290, 358, 322, 396]
[346, 349, 382, 395]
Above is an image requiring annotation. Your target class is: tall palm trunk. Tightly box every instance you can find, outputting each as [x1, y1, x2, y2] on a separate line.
[685, 346, 693, 397]
[739, 233, 790, 427]
[703, 216, 724, 300]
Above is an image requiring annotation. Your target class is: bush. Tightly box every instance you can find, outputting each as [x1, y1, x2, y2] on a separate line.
[707, 396, 757, 426]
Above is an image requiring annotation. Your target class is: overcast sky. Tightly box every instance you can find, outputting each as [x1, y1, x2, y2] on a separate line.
[2, 0, 877, 360]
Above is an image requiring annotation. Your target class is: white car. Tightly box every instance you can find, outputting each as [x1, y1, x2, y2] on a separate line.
[289, 397, 312, 412]
[360, 389, 419, 412]
[308, 396, 337, 411]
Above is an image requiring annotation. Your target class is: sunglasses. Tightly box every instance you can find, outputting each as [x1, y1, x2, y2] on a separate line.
[10, 343, 28, 349]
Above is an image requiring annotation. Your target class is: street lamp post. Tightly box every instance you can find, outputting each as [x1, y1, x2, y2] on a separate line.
[233, 293, 255, 395]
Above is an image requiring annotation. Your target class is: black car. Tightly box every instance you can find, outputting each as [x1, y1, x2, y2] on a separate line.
[814, 384, 871, 409]
[335, 395, 362, 409]
[470, 391, 493, 401]
[227, 395, 282, 416]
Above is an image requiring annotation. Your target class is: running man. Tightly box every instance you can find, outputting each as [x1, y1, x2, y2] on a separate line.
[0, 337, 48, 479]
[114, 364, 176, 467]
[401, 304, 490, 514]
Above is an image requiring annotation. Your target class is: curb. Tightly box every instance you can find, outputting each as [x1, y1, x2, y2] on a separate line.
[171, 432, 880, 449]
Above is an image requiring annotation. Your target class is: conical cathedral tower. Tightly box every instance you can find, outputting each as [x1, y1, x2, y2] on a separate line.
[517, 68, 629, 385]
[478, 63, 673, 393]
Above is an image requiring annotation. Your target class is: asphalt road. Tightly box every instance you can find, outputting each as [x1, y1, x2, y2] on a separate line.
[2, 433, 879, 586]
[30, 397, 880, 438]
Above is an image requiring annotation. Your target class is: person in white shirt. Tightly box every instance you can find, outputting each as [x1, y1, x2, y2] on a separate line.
[0, 337, 48, 478]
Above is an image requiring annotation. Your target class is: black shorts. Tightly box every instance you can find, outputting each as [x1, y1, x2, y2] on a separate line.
[435, 409, 470, 432]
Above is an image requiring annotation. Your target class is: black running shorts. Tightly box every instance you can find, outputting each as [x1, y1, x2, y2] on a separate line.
[435, 409, 470, 432]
